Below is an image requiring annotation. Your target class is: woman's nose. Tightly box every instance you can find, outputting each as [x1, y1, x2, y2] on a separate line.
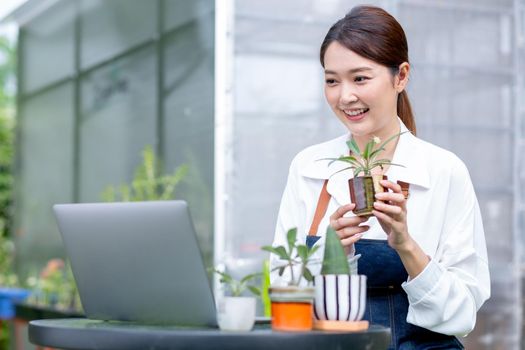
[339, 84, 358, 105]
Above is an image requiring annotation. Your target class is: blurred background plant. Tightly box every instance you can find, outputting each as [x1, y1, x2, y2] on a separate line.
[0, 32, 17, 350]
[101, 145, 188, 202]
[0, 235, 17, 287]
[24, 258, 82, 312]
[0, 35, 15, 241]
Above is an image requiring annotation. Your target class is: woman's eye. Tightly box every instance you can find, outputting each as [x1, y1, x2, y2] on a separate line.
[354, 76, 369, 83]
[325, 79, 336, 85]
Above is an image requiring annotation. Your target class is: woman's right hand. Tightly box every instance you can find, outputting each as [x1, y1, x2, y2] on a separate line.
[329, 203, 369, 255]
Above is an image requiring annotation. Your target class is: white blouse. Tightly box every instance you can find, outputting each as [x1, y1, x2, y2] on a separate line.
[270, 119, 490, 336]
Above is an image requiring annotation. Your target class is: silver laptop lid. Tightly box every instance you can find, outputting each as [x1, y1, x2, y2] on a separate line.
[53, 200, 217, 326]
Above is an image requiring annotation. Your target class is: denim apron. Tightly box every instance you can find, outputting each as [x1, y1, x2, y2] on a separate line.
[306, 180, 464, 350]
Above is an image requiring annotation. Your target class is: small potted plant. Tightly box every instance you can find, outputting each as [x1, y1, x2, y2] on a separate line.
[313, 227, 368, 331]
[324, 132, 407, 216]
[262, 228, 319, 331]
[211, 269, 260, 331]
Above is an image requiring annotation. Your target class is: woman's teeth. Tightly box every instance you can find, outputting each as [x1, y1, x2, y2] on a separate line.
[344, 108, 369, 116]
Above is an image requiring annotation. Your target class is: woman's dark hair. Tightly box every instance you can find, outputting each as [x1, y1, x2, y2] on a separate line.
[320, 5, 416, 135]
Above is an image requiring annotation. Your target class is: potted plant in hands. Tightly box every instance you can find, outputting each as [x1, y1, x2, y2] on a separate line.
[313, 227, 368, 331]
[325, 132, 407, 216]
[262, 228, 319, 331]
[211, 269, 261, 331]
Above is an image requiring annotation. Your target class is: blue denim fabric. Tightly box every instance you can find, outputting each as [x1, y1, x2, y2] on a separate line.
[355, 239, 464, 350]
[306, 235, 321, 249]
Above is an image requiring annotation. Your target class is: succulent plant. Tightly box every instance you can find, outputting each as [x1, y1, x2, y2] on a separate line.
[320, 226, 350, 275]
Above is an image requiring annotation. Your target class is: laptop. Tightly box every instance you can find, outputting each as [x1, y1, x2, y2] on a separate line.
[53, 200, 218, 326]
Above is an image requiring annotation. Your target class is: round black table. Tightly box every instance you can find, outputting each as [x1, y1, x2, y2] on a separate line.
[29, 318, 391, 350]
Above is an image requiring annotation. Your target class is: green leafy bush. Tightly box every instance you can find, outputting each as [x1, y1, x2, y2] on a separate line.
[101, 145, 188, 202]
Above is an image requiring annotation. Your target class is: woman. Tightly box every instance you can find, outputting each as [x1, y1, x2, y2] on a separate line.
[270, 5, 490, 349]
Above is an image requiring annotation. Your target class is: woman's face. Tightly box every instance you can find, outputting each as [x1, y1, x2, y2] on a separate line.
[323, 41, 406, 140]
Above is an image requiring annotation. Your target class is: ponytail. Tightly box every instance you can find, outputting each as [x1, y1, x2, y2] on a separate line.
[397, 90, 416, 135]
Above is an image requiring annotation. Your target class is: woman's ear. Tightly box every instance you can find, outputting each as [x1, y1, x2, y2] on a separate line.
[395, 62, 410, 92]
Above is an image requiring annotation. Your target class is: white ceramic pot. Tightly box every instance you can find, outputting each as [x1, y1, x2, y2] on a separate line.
[313, 274, 367, 321]
[217, 296, 256, 331]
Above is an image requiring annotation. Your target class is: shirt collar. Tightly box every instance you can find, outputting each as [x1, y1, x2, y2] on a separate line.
[299, 118, 430, 205]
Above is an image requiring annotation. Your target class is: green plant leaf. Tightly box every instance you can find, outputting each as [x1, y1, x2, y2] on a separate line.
[248, 285, 261, 296]
[214, 269, 234, 284]
[261, 246, 289, 260]
[331, 157, 363, 169]
[372, 131, 409, 159]
[369, 160, 406, 169]
[303, 267, 314, 282]
[321, 226, 350, 275]
[368, 146, 387, 160]
[296, 245, 308, 260]
[329, 166, 356, 177]
[307, 245, 320, 258]
[363, 138, 374, 160]
[286, 228, 297, 253]
[346, 138, 361, 156]
[240, 272, 261, 284]
[352, 166, 366, 177]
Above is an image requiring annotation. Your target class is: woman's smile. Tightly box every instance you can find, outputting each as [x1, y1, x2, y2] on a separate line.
[342, 108, 369, 122]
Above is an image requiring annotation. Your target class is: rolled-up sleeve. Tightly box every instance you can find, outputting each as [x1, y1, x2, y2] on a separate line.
[402, 159, 490, 336]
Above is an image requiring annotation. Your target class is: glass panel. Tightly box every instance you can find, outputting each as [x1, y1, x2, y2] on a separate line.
[21, 0, 75, 94]
[400, 6, 513, 69]
[163, 14, 214, 265]
[163, 0, 214, 33]
[79, 47, 156, 201]
[230, 54, 343, 260]
[15, 83, 74, 278]
[410, 69, 513, 130]
[418, 128, 512, 188]
[80, 0, 157, 69]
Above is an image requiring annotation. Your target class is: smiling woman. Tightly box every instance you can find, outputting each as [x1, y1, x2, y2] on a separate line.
[268, 5, 490, 350]
[322, 42, 406, 148]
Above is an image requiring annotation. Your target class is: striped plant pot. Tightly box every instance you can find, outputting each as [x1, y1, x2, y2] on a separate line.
[313, 274, 367, 322]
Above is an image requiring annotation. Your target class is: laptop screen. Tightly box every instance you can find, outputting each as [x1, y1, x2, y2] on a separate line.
[54, 200, 217, 326]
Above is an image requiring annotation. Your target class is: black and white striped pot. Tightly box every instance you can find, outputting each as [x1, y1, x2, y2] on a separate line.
[313, 274, 367, 321]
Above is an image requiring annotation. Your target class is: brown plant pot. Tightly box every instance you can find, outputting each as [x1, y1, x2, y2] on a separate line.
[348, 175, 387, 217]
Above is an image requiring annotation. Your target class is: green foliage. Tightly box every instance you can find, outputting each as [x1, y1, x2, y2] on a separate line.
[0, 234, 18, 287]
[25, 259, 82, 312]
[261, 228, 319, 286]
[0, 34, 16, 350]
[0, 34, 15, 281]
[0, 35, 15, 119]
[323, 132, 408, 177]
[320, 227, 350, 275]
[101, 145, 188, 202]
[210, 268, 261, 297]
[0, 35, 15, 241]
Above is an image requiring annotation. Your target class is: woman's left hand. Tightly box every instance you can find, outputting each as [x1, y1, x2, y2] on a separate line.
[373, 179, 412, 251]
